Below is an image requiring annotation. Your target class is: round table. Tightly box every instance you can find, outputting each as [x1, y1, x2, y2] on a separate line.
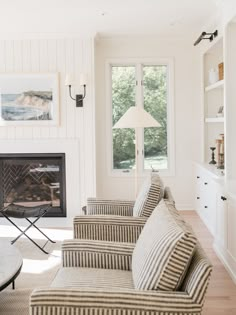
[0, 240, 23, 291]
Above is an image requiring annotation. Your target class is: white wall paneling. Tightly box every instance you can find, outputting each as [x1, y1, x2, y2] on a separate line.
[0, 37, 96, 226]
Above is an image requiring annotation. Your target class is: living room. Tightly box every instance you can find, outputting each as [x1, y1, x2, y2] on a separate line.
[0, 0, 236, 314]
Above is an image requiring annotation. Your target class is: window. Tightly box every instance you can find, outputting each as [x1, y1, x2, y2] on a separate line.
[108, 60, 174, 176]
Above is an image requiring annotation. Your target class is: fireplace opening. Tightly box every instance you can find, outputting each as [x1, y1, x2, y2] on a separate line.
[0, 153, 66, 217]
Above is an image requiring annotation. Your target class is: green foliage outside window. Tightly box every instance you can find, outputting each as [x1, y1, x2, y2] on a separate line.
[143, 66, 168, 170]
[112, 65, 168, 170]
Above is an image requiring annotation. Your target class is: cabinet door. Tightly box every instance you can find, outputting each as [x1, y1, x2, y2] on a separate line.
[227, 197, 236, 259]
[215, 191, 228, 248]
[194, 167, 202, 213]
[202, 178, 217, 235]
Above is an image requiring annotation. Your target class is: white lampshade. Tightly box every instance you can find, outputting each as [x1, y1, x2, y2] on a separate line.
[79, 74, 87, 86]
[113, 106, 161, 129]
[65, 74, 74, 86]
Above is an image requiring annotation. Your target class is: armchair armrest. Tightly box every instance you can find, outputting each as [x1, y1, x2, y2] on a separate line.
[30, 288, 201, 315]
[87, 198, 135, 216]
[73, 215, 146, 242]
[62, 239, 134, 270]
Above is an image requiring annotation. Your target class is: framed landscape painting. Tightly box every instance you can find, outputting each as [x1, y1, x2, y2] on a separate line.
[0, 73, 59, 126]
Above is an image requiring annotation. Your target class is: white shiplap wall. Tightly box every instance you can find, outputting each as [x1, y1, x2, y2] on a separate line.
[0, 37, 96, 224]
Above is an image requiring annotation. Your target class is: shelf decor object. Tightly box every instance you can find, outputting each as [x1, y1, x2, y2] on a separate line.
[217, 153, 224, 169]
[113, 106, 160, 196]
[209, 147, 217, 165]
[218, 62, 224, 80]
[216, 134, 224, 169]
[208, 68, 219, 85]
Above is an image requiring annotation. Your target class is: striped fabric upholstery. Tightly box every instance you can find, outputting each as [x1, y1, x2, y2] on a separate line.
[62, 239, 134, 270]
[87, 198, 134, 216]
[163, 186, 175, 205]
[30, 187, 212, 315]
[132, 201, 197, 291]
[51, 267, 134, 289]
[73, 215, 146, 242]
[182, 244, 212, 305]
[30, 243, 211, 315]
[30, 288, 201, 315]
[133, 173, 164, 217]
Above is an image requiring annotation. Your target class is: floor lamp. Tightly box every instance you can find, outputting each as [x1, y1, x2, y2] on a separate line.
[113, 106, 160, 197]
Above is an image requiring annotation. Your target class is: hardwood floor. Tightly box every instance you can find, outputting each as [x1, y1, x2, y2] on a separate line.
[181, 211, 236, 315]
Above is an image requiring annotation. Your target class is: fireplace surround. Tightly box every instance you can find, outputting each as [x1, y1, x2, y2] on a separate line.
[0, 153, 66, 217]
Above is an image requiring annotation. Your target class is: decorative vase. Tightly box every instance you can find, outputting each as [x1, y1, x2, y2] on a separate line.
[208, 68, 219, 85]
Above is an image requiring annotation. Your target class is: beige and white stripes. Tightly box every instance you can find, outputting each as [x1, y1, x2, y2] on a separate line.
[73, 216, 146, 242]
[133, 173, 164, 217]
[30, 187, 212, 315]
[87, 198, 135, 216]
[62, 239, 134, 270]
[30, 289, 202, 315]
[132, 203, 197, 291]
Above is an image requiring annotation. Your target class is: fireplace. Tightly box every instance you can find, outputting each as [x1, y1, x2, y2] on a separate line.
[0, 153, 66, 217]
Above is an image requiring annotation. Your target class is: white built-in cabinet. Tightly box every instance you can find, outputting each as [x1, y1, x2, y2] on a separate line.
[194, 16, 236, 283]
[194, 164, 218, 236]
[194, 163, 236, 282]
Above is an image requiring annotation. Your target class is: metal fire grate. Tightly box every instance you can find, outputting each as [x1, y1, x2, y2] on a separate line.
[0, 153, 66, 217]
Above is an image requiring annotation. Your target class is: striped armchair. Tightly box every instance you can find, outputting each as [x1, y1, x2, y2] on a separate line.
[73, 184, 173, 242]
[30, 201, 212, 315]
[83, 173, 165, 217]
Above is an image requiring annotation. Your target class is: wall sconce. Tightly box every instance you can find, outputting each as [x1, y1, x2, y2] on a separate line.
[65, 74, 87, 107]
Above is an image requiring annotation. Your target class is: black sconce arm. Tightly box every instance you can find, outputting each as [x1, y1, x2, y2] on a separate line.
[68, 84, 86, 107]
[68, 85, 76, 101]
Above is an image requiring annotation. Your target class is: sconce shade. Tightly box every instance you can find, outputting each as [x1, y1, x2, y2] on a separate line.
[65, 74, 74, 86]
[113, 106, 161, 129]
[80, 74, 87, 86]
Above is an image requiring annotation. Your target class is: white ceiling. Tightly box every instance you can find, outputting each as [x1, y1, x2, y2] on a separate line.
[0, 0, 221, 38]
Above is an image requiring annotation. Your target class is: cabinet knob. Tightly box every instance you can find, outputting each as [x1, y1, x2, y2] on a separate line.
[204, 182, 208, 185]
[204, 206, 208, 208]
[197, 197, 200, 200]
[221, 196, 227, 201]
[197, 176, 200, 179]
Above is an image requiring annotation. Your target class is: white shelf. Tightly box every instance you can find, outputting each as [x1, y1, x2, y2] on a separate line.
[205, 117, 224, 123]
[205, 80, 224, 92]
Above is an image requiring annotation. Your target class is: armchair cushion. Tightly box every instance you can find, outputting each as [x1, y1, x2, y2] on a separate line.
[51, 267, 134, 290]
[132, 201, 197, 291]
[133, 173, 164, 217]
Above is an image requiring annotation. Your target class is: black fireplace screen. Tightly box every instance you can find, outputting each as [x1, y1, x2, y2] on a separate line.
[0, 153, 66, 217]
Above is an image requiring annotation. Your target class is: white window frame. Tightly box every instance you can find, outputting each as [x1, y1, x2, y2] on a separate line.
[106, 58, 175, 177]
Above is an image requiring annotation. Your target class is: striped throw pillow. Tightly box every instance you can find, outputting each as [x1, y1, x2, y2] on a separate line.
[133, 173, 164, 217]
[132, 201, 197, 291]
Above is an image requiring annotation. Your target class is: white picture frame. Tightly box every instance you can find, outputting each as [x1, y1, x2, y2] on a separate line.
[0, 73, 59, 126]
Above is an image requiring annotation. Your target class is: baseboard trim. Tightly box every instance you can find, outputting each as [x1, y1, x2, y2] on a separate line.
[213, 243, 236, 285]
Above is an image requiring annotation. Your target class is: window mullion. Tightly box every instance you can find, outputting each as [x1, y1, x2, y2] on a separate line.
[135, 64, 144, 175]
[136, 64, 143, 108]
